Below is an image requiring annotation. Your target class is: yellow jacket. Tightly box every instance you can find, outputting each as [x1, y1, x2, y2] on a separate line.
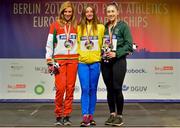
[77, 23, 105, 64]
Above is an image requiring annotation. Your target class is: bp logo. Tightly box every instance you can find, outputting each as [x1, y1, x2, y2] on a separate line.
[34, 84, 45, 95]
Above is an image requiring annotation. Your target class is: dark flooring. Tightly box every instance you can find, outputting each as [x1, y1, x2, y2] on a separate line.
[0, 103, 180, 127]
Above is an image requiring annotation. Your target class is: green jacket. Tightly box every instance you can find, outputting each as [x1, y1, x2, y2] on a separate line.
[104, 21, 133, 58]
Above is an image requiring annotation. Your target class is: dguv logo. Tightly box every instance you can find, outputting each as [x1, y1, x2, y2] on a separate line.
[122, 85, 148, 92]
[127, 68, 147, 74]
[130, 86, 147, 92]
[122, 85, 129, 91]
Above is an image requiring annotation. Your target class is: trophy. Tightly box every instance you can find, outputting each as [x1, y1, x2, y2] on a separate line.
[101, 39, 113, 63]
[48, 62, 60, 75]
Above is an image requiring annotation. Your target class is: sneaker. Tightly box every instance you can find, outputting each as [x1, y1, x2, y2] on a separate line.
[80, 115, 90, 127]
[90, 120, 96, 126]
[63, 116, 72, 126]
[89, 115, 96, 126]
[105, 115, 116, 125]
[112, 116, 124, 126]
[54, 117, 64, 126]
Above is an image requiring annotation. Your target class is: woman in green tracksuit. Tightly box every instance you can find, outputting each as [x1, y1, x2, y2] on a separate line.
[77, 4, 104, 127]
[101, 2, 133, 127]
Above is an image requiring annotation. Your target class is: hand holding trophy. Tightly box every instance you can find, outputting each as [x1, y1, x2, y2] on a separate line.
[101, 39, 113, 63]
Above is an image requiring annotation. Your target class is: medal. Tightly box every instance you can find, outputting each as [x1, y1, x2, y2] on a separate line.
[85, 25, 94, 50]
[64, 40, 73, 49]
[85, 40, 94, 50]
[64, 24, 73, 50]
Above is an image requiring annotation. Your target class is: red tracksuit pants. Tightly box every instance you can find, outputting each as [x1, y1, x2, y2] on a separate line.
[54, 59, 78, 117]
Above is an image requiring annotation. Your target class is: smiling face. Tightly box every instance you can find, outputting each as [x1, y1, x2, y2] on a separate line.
[63, 7, 73, 22]
[85, 7, 94, 21]
[106, 5, 118, 23]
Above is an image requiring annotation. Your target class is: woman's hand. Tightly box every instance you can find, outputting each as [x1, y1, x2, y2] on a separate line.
[107, 51, 116, 58]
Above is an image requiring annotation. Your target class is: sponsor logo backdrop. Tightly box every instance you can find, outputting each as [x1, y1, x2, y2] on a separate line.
[0, 59, 179, 102]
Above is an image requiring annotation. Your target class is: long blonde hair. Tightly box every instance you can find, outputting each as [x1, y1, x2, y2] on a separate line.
[58, 1, 77, 28]
[78, 4, 100, 35]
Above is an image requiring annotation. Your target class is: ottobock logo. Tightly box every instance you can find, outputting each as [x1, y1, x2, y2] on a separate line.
[126, 68, 147, 74]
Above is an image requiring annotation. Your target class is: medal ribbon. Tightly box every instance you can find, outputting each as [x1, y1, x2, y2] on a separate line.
[86, 25, 92, 43]
[64, 24, 71, 54]
[64, 24, 71, 41]
[108, 22, 117, 44]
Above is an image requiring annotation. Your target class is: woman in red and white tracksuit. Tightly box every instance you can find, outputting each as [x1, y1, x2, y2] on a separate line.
[45, 1, 78, 126]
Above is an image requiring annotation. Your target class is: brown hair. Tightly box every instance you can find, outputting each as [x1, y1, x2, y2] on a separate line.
[78, 4, 100, 35]
[58, 1, 77, 28]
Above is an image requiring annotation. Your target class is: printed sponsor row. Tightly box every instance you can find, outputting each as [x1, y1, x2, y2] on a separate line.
[5, 83, 170, 94]
[9, 63, 175, 75]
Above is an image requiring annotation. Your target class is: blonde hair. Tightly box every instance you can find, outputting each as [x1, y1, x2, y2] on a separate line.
[58, 1, 77, 28]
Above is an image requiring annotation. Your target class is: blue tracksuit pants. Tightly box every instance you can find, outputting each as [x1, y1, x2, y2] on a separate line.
[78, 62, 100, 115]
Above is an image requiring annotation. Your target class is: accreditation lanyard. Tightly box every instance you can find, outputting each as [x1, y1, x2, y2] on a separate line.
[64, 24, 71, 41]
[86, 25, 92, 43]
[108, 22, 116, 44]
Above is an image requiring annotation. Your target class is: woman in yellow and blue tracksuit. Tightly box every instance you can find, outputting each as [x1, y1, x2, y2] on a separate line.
[77, 4, 104, 127]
